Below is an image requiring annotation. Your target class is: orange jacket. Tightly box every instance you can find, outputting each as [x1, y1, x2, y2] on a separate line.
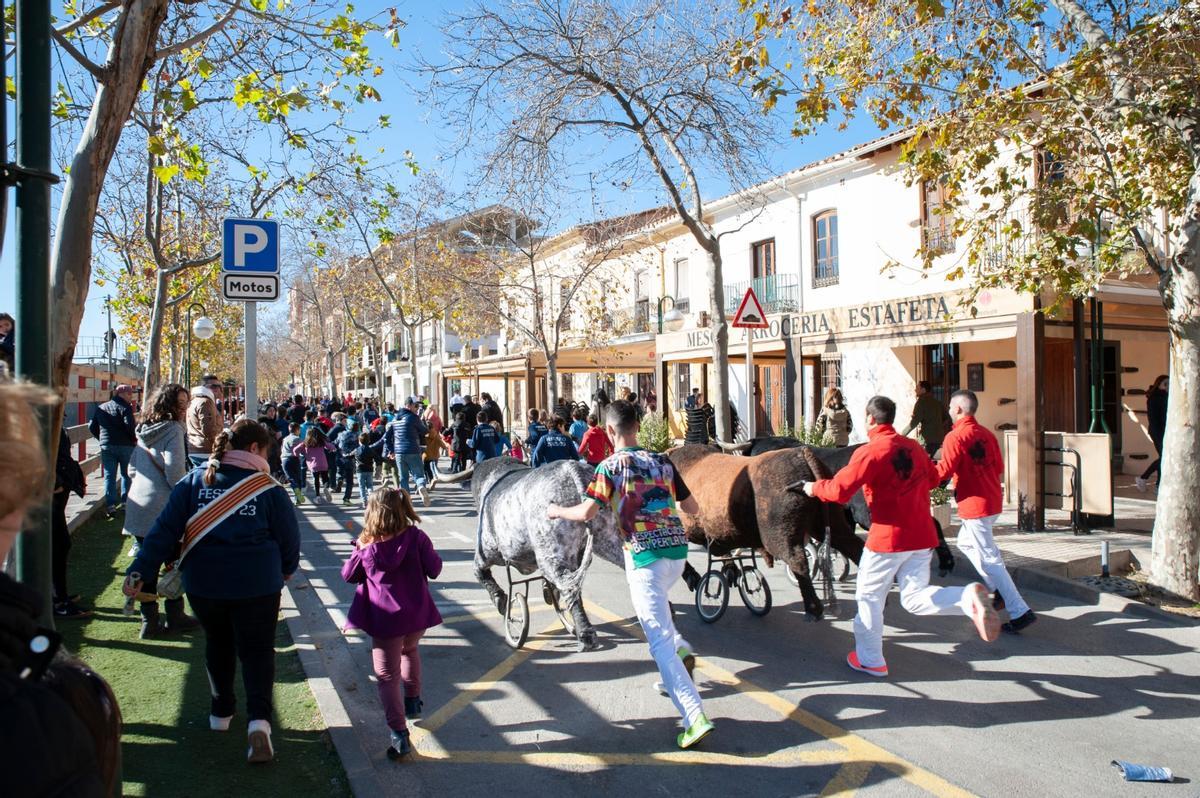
[934, 416, 1003, 519]
[811, 424, 939, 552]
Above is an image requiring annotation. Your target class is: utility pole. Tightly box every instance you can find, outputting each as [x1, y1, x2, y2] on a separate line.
[13, 0, 56, 626]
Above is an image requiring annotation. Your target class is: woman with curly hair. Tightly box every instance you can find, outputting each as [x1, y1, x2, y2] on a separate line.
[122, 382, 197, 638]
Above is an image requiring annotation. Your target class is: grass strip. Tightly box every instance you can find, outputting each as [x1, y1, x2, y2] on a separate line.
[57, 513, 349, 797]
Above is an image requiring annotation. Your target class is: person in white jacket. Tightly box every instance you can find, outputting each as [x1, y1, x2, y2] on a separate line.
[123, 383, 199, 638]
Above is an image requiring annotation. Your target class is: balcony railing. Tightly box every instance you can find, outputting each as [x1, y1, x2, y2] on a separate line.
[922, 224, 956, 255]
[599, 306, 652, 335]
[723, 275, 800, 314]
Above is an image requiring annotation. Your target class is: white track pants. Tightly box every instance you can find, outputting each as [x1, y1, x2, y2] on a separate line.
[625, 554, 704, 727]
[854, 548, 975, 669]
[956, 514, 1030, 619]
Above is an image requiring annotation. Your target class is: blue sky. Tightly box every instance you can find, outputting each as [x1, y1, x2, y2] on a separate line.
[0, 0, 881, 345]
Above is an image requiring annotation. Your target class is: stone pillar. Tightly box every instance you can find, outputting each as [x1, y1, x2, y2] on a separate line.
[1016, 311, 1045, 531]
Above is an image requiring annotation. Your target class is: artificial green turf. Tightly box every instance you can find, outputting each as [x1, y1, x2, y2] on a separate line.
[57, 513, 350, 797]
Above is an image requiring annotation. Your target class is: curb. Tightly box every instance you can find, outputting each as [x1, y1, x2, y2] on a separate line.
[281, 572, 386, 798]
[1010, 565, 1198, 627]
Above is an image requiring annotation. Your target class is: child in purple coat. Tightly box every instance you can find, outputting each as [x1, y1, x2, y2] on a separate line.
[292, 427, 336, 502]
[341, 487, 443, 760]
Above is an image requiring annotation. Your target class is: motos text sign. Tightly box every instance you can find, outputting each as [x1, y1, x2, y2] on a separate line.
[222, 273, 279, 302]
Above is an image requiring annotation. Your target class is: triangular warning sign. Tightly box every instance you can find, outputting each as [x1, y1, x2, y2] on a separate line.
[731, 287, 769, 328]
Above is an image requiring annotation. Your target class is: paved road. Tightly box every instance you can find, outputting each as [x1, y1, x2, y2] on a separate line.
[282, 479, 1199, 798]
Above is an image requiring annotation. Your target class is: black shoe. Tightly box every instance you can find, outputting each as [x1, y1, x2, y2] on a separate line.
[386, 729, 412, 760]
[54, 600, 91, 620]
[140, 620, 163, 639]
[404, 696, 423, 719]
[1002, 610, 1037, 635]
[164, 599, 201, 633]
[992, 590, 1005, 611]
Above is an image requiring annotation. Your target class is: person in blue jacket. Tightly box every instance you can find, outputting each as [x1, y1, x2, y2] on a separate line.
[526, 407, 549, 449]
[89, 384, 138, 517]
[467, 413, 502, 462]
[123, 419, 300, 765]
[532, 416, 580, 467]
[383, 396, 430, 505]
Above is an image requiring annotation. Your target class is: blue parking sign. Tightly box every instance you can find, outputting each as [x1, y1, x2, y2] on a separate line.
[222, 218, 280, 273]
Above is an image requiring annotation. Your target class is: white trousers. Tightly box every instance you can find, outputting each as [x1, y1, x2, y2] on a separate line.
[624, 554, 704, 727]
[956, 514, 1030, 619]
[854, 548, 975, 669]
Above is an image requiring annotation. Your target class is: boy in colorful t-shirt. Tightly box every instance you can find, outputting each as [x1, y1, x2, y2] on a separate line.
[547, 400, 713, 750]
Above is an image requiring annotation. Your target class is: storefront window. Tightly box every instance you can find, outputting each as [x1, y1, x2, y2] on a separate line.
[813, 211, 839, 286]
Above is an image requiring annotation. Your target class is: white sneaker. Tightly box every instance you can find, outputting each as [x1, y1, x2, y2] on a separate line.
[324, 488, 332, 502]
[418, 487, 430, 506]
[1135, 477, 1148, 493]
[247, 719, 274, 763]
[210, 714, 232, 732]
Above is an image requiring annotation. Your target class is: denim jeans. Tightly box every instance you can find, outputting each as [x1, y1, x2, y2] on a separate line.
[357, 471, 374, 505]
[100, 445, 134, 510]
[398, 453, 426, 491]
[283, 457, 303, 490]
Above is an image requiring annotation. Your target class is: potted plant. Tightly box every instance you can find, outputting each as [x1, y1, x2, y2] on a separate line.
[929, 485, 953, 530]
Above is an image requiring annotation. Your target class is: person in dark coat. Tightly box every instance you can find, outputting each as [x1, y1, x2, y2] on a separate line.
[479, 392, 504, 431]
[0, 312, 14, 374]
[0, 382, 122, 796]
[89, 384, 138, 516]
[1136, 374, 1169, 492]
[53, 427, 89, 619]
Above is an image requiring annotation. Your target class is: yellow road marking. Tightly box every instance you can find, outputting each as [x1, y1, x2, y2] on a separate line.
[820, 760, 877, 796]
[586, 603, 976, 798]
[414, 747, 852, 767]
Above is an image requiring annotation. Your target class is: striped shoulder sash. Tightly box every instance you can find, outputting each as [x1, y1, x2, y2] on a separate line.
[179, 472, 280, 563]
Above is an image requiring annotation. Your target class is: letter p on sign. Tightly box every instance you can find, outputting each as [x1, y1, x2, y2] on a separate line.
[222, 218, 280, 273]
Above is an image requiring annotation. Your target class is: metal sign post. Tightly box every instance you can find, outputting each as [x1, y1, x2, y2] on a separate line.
[222, 218, 280, 415]
[731, 288, 769, 441]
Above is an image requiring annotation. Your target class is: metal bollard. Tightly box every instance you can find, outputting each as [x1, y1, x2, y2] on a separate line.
[1100, 541, 1110, 578]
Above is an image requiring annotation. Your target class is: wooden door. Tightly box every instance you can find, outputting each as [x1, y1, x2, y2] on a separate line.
[1043, 339, 1075, 432]
[757, 363, 785, 435]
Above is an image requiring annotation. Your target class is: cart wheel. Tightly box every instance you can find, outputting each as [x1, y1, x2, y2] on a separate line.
[694, 570, 729, 623]
[550, 588, 576, 635]
[809, 539, 837, 608]
[504, 592, 530, 648]
[738, 566, 773, 616]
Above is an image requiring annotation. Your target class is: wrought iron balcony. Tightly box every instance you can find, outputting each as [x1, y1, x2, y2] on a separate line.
[723, 275, 800, 314]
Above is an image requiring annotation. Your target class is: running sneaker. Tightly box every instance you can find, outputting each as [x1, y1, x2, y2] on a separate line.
[676, 713, 714, 750]
[967, 582, 1001, 642]
[846, 651, 888, 677]
[418, 487, 430, 507]
[210, 714, 232, 732]
[247, 720, 274, 764]
[1002, 610, 1038, 635]
[323, 488, 332, 502]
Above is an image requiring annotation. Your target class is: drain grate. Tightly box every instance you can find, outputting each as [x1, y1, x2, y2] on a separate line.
[1077, 575, 1142, 597]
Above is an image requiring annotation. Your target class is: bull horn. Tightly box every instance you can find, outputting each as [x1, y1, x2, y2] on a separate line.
[435, 465, 474, 484]
[715, 439, 754, 454]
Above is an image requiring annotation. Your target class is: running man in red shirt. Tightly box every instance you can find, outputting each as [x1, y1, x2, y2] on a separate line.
[794, 395, 1000, 677]
[936, 389, 1036, 634]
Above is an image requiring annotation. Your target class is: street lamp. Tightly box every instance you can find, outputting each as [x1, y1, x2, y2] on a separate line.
[185, 302, 215, 387]
[657, 295, 685, 334]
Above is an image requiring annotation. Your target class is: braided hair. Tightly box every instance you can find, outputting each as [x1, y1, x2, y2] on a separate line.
[204, 418, 272, 485]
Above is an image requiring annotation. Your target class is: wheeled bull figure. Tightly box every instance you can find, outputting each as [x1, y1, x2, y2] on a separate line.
[439, 456, 622, 651]
[669, 444, 864, 620]
[716, 437, 956, 576]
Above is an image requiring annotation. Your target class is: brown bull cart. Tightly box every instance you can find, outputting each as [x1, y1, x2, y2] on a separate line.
[691, 501, 848, 623]
[690, 544, 773, 623]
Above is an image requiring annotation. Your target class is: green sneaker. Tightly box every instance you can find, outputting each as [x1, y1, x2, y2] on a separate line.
[676, 714, 714, 750]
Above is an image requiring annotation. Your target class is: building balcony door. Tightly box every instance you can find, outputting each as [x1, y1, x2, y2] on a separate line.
[756, 363, 784, 435]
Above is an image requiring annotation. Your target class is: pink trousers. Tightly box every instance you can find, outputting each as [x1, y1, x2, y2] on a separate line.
[371, 630, 424, 732]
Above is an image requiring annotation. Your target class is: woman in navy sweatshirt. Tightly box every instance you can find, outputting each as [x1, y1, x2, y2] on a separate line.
[124, 419, 300, 765]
